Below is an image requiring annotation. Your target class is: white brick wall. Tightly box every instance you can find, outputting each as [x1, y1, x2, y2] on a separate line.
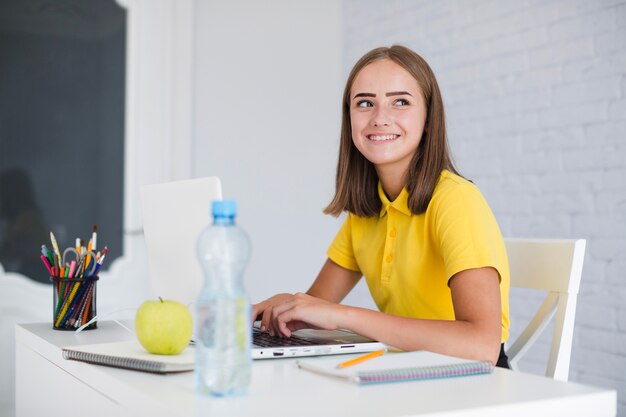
[343, 0, 626, 414]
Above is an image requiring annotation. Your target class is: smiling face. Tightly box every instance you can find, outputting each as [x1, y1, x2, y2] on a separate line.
[349, 58, 427, 179]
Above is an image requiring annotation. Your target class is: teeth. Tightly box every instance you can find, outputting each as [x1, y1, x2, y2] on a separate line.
[368, 134, 397, 141]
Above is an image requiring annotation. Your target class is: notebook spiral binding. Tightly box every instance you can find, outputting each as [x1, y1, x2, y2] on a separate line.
[354, 361, 493, 385]
[63, 350, 165, 373]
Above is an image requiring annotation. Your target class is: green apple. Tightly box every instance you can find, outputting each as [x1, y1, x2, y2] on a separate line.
[135, 297, 192, 355]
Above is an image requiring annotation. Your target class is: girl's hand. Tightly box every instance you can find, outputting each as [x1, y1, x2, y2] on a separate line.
[269, 292, 343, 338]
[252, 293, 298, 335]
[252, 259, 360, 336]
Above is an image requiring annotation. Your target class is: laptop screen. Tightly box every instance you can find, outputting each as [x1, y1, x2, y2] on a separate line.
[140, 177, 222, 307]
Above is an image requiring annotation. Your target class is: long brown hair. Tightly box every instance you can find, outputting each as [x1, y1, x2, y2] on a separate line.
[324, 45, 459, 217]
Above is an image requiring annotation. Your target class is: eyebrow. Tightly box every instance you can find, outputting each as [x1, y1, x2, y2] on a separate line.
[352, 91, 413, 99]
[353, 92, 375, 99]
[386, 91, 413, 97]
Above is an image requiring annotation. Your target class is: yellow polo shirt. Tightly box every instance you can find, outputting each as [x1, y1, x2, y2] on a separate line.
[327, 170, 510, 342]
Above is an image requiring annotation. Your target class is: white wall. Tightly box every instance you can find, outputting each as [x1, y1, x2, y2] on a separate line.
[192, 0, 375, 308]
[343, 0, 626, 414]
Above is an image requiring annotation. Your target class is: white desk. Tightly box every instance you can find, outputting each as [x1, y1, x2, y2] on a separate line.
[15, 321, 616, 417]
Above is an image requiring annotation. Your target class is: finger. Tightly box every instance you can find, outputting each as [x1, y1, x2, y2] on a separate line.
[253, 297, 283, 331]
[270, 299, 299, 336]
[275, 307, 306, 338]
[252, 300, 270, 326]
[260, 306, 273, 334]
[251, 304, 261, 324]
[278, 320, 292, 338]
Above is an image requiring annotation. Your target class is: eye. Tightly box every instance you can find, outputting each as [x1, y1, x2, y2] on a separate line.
[394, 98, 410, 106]
[356, 100, 373, 108]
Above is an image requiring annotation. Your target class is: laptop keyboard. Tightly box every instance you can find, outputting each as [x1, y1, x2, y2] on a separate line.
[253, 330, 316, 347]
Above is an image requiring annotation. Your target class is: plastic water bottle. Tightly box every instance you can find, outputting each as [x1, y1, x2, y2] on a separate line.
[195, 200, 252, 397]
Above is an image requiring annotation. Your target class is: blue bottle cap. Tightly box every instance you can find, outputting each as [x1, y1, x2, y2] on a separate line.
[212, 200, 237, 217]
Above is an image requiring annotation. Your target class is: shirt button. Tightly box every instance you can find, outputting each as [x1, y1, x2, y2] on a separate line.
[386, 255, 393, 263]
[389, 229, 397, 238]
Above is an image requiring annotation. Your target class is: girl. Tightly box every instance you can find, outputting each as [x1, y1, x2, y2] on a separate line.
[252, 45, 510, 367]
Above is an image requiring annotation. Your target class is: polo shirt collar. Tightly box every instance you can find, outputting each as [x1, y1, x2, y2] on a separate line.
[378, 182, 412, 217]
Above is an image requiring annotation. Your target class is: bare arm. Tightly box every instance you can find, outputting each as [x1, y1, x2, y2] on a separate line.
[272, 267, 502, 365]
[306, 258, 362, 302]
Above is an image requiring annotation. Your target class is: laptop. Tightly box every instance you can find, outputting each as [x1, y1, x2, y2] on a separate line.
[141, 177, 385, 359]
[141, 177, 222, 306]
[252, 325, 386, 359]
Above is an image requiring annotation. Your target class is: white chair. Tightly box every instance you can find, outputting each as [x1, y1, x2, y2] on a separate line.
[504, 238, 586, 381]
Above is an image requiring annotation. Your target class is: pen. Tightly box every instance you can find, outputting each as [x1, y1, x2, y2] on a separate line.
[337, 349, 385, 369]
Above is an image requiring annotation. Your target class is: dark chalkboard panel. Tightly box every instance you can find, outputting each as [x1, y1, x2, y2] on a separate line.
[0, 0, 126, 283]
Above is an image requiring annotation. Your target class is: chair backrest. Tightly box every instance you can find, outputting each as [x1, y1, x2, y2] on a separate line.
[505, 238, 586, 381]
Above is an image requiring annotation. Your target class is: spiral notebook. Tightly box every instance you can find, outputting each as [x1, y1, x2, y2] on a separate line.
[62, 340, 195, 374]
[296, 350, 493, 385]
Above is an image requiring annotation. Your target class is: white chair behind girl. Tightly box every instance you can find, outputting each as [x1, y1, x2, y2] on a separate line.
[505, 238, 586, 381]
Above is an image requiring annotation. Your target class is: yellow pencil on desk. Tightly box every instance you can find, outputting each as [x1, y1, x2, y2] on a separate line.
[336, 349, 385, 369]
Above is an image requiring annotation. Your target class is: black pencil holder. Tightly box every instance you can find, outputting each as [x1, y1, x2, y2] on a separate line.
[51, 276, 99, 330]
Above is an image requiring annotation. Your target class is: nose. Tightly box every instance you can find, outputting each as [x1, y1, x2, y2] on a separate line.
[371, 106, 391, 127]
